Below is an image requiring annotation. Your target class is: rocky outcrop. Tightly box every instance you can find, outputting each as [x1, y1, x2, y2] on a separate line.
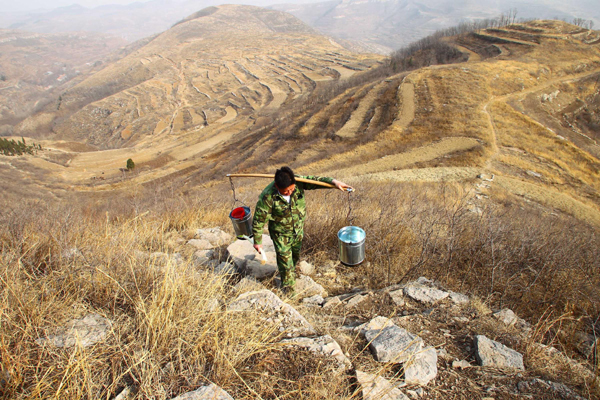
[36, 313, 111, 348]
[474, 335, 524, 370]
[171, 384, 234, 400]
[281, 335, 352, 370]
[226, 235, 277, 278]
[404, 346, 438, 385]
[228, 289, 315, 337]
[403, 282, 449, 304]
[355, 370, 409, 400]
[365, 325, 424, 363]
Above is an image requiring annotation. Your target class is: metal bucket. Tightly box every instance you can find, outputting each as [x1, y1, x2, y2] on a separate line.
[338, 226, 365, 266]
[229, 206, 253, 238]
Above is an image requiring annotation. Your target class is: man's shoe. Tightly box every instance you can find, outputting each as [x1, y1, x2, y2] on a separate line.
[282, 286, 296, 299]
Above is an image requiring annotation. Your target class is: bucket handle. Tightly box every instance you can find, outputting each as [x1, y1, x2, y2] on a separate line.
[229, 176, 248, 208]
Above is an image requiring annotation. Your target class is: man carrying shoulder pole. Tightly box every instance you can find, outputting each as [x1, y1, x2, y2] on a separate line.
[252, 166, 353, 296]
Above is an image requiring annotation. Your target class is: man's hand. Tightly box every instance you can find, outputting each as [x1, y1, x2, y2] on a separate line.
[254, 244, 263, 254]
[332, 179, 354, 192]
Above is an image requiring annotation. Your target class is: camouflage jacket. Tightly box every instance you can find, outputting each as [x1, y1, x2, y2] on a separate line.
[252, 175, 334, 245]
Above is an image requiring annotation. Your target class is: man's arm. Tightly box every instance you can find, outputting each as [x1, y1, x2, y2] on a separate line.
[252, 194, 273, 246]
[298, 175, 353, 191]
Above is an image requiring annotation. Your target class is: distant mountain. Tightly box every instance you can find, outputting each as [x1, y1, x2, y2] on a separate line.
[15, 5, 381, 149]
[270, 0, 600, 53]
[0, 29, 126, 135]
[1, 0, 598, 52]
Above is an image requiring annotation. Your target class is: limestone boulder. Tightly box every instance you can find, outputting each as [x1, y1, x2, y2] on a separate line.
[244, 253, 278, 278]
[355, 370, 409, 400]
[448, 291, 469, 305]
[388, 289, 405, 307]
[295, 275, 328, 299]
[298, 260, 315, 275]
[365, 325, 424, 363]
[474, 335, 524, 370]
[404, 346, 438, 385]
[228, 289, 315, 337]
[281, 335, 352, 370]
[354, 316, 395, 336]
[403, 282, 449, 304]
[195, 228, 233, 247]
[226, 235, 276, 277]
[36, 313, 111, 348]
[192, 249, 216, 266]
[302, 295, 324, 305]
[171, 384, 233, 400]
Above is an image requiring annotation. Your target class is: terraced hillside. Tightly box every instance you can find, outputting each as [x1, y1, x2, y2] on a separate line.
[205, 20, 600, 226]
[14, 4, 380, 151]
[3, 18, 600, 229]
[0, 29, 126, 135]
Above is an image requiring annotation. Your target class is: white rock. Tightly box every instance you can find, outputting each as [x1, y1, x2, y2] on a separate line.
[474, 335, 524, 370]
[404, 346, 438, 385]
[36, 313, 111, 348]
[233, 277, 265, 293]
[452, 359, 471, 369]
[365, 326, 424, 363]
[187, 239, 213, 250]
[192, 249, 215, 266]
[298, 260, 315, 275]
[355, 370, 409, 400]
[281, 335, 352, 370]
[322, 296, 343, 309]
[416, 277, 434, 286]
[171, 383, 233, 400]
[493, 308, 518, 326]
[354, 316, 394, 336]
[302, 295, 324, 305]
[388, 289, 405, 306]
[227, 235, 276, 277]
[345, 294, 366, 308]
[295, 275, 328, 299]
[403, 282, 449, 304]
[228, 290, 315, 337]
[244, 252, 278, 278]
[195, 227, 233, 247]
[448, 291, 469, 304]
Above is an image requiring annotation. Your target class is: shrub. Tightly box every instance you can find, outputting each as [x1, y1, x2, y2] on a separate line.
[126, 158, 135, 170]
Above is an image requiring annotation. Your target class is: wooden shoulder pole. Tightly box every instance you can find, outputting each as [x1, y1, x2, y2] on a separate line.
[226, 173, 338, 189]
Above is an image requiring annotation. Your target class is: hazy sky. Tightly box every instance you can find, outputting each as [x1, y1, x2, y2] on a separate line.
[0, 0, 153, 13]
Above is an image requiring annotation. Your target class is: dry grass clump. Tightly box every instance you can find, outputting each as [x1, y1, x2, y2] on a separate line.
[0, 198, 351, 399]
[303, 181, 600, 366]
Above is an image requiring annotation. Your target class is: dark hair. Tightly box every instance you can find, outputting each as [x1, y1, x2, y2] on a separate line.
[275, 166, 296, 188]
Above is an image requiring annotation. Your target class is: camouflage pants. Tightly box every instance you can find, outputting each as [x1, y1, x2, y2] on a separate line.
[270, 232, 303, 288]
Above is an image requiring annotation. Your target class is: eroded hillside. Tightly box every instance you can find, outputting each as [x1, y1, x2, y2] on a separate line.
[2, 18, 600, 230]
[0, 30, 126, 135]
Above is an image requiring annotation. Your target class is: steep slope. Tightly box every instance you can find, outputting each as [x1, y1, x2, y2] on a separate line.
[0, 29, 126, 135]
[204, 20, 600, 226]
[5, 5, 381, 191]
[271, 0, 600, 53]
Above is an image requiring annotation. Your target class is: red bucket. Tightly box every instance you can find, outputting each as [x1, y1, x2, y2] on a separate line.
[231, 206, 246, 220]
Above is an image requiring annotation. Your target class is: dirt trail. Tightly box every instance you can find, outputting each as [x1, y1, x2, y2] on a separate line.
[329, 137, 481, 177]
[452, 44, 482, 63]
[352, 167, 482, 183]
[494, 176, 600, 225]
[216, 106, 237, 123]
[336, 82, 385, 138]
[303, 73, 417, 173]
[393, 79, 415, 128]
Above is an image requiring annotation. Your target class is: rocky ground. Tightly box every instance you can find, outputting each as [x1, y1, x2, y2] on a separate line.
[34, 227, 599, 399]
